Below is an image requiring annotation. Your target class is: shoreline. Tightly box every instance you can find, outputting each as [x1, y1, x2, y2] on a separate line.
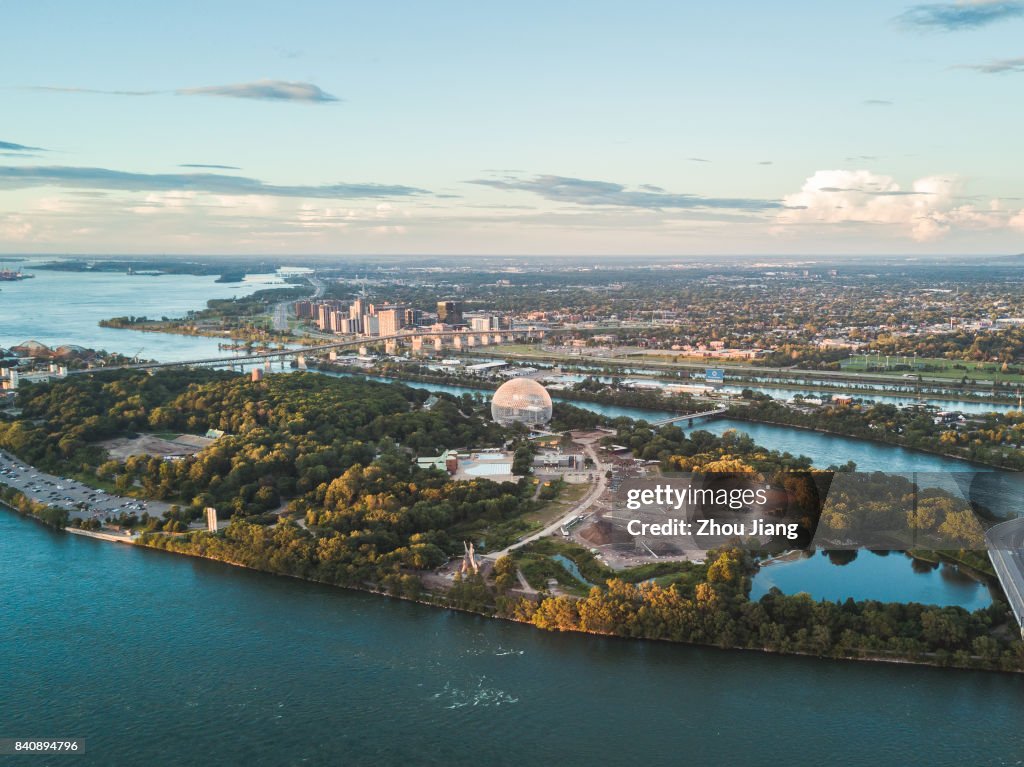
[722, 411, 1010, 470]
[65, 527, 136, 544]
[315, 363, 1016, 471]
[5, 503, 1017, 676]
[459, 347, 1024, 399]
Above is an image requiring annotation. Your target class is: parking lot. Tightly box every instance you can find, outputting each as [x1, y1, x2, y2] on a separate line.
[0, 451, 170, 523]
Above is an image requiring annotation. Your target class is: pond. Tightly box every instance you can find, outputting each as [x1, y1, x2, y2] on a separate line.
[750, 550, 994, 611]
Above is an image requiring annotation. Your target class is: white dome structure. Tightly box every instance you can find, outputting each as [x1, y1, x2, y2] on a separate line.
[491, 377, 553, 427]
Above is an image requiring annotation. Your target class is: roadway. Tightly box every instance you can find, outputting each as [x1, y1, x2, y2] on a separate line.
[482, 444, 608, 561]
[272, 274, 325, 332]
[986, 517, 1024, 636]
[470, 346, 1015, 393]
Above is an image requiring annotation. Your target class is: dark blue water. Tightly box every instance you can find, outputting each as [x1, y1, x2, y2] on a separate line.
[3, 511, 1022, 767]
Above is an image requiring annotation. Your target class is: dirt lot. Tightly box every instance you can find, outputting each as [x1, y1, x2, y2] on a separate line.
[101, 433, 216, 460]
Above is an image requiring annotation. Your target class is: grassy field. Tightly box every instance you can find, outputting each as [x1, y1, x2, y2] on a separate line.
[449, 479, 589, 553]
[840, 355, 1024, 383]
[622, 351, 756, 365]
[522, 481, 590, 527]
[490, 343, 550, 356]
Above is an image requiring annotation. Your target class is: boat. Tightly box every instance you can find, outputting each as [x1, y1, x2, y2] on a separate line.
[0, 269, 33, 281]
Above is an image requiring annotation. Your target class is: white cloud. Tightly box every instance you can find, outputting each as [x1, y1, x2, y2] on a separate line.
[778, 169, 1021, 241]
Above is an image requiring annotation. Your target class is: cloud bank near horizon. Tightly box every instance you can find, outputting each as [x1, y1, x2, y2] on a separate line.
[0, 165, 425, 199]
[469, 174, 782, 211]
[22, 80, 339, 103]
[778, 169, 1024, 241]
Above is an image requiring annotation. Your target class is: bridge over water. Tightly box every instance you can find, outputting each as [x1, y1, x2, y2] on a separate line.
[650, 406, 728, 426]
[66, 329, 540, 374]
[986, 518, 1024, 638]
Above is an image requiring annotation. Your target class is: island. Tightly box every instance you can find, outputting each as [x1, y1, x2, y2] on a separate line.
[2, 368, 1021, 673]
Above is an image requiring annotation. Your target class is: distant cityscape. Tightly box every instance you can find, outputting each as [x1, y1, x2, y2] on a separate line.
[295, 297, 507, 336]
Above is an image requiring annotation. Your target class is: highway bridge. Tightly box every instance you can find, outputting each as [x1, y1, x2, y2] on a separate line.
[986, 517, 1024, 637]
[66, 329, 541, 374]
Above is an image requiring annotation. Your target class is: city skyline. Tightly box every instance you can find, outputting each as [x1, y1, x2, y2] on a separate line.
[3, 0, 1024, 255]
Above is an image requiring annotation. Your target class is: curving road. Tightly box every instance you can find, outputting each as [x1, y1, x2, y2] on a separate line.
[483, 444, 607, 561]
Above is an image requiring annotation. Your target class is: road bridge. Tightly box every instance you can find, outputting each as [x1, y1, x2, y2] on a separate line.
[986, 517, 1024, 637]
[66, 329, 541, 374]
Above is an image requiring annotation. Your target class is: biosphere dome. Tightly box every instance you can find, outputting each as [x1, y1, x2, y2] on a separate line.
[490, 377, 553, 427]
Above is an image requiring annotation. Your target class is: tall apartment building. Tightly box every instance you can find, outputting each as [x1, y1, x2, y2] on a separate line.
[317, 303, 332, 331]
[378, 308, 402, 337]
[336, 316, 359, 334]
[362, 314, 379, 336]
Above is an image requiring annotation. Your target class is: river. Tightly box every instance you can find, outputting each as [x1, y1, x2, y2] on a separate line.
[2, 511, 1022, 767]
[0, 267, 285, 361]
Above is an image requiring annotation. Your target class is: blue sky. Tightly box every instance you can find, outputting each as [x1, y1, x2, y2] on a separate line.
[2, 0, 1023, 255]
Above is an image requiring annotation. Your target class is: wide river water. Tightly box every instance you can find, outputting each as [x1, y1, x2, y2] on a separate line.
[2, 270, 1023, 764]
[2, 512, 1022, 767]
[0, 267, 284, 360]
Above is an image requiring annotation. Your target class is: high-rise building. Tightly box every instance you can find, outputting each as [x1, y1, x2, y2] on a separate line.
[329, 309, 347, 333]
[317, 304, 332, 331]
[404, 308, 422, 327]
[350, 298, 366, 320]
[437, 300, 463, 325]
[336, 317, 359, 334]
[378, 308, 402, 337]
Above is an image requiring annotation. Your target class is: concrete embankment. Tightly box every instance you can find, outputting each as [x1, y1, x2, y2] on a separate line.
[65, 528, 137, 544]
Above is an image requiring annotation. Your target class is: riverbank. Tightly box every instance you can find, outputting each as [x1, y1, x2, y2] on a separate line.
[98, 320, 307, 346]
[134, 526, 1024, 674]
[314, 362, 1021, 472]
[5, 485, 1020, 674]
[66, 527, 136, 544]
[7, 509, 1023, 767]
[312, 361, 706, 419]
[722, 411, 1015, 472]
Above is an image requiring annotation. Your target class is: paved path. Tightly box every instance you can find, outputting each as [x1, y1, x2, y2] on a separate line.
[483, 445, 607, 560]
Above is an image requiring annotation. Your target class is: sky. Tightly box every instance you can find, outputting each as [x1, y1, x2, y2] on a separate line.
[1, 0, 1023, 257]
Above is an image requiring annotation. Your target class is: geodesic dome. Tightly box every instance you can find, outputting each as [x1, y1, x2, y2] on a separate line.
[491, 377, 553, 427]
